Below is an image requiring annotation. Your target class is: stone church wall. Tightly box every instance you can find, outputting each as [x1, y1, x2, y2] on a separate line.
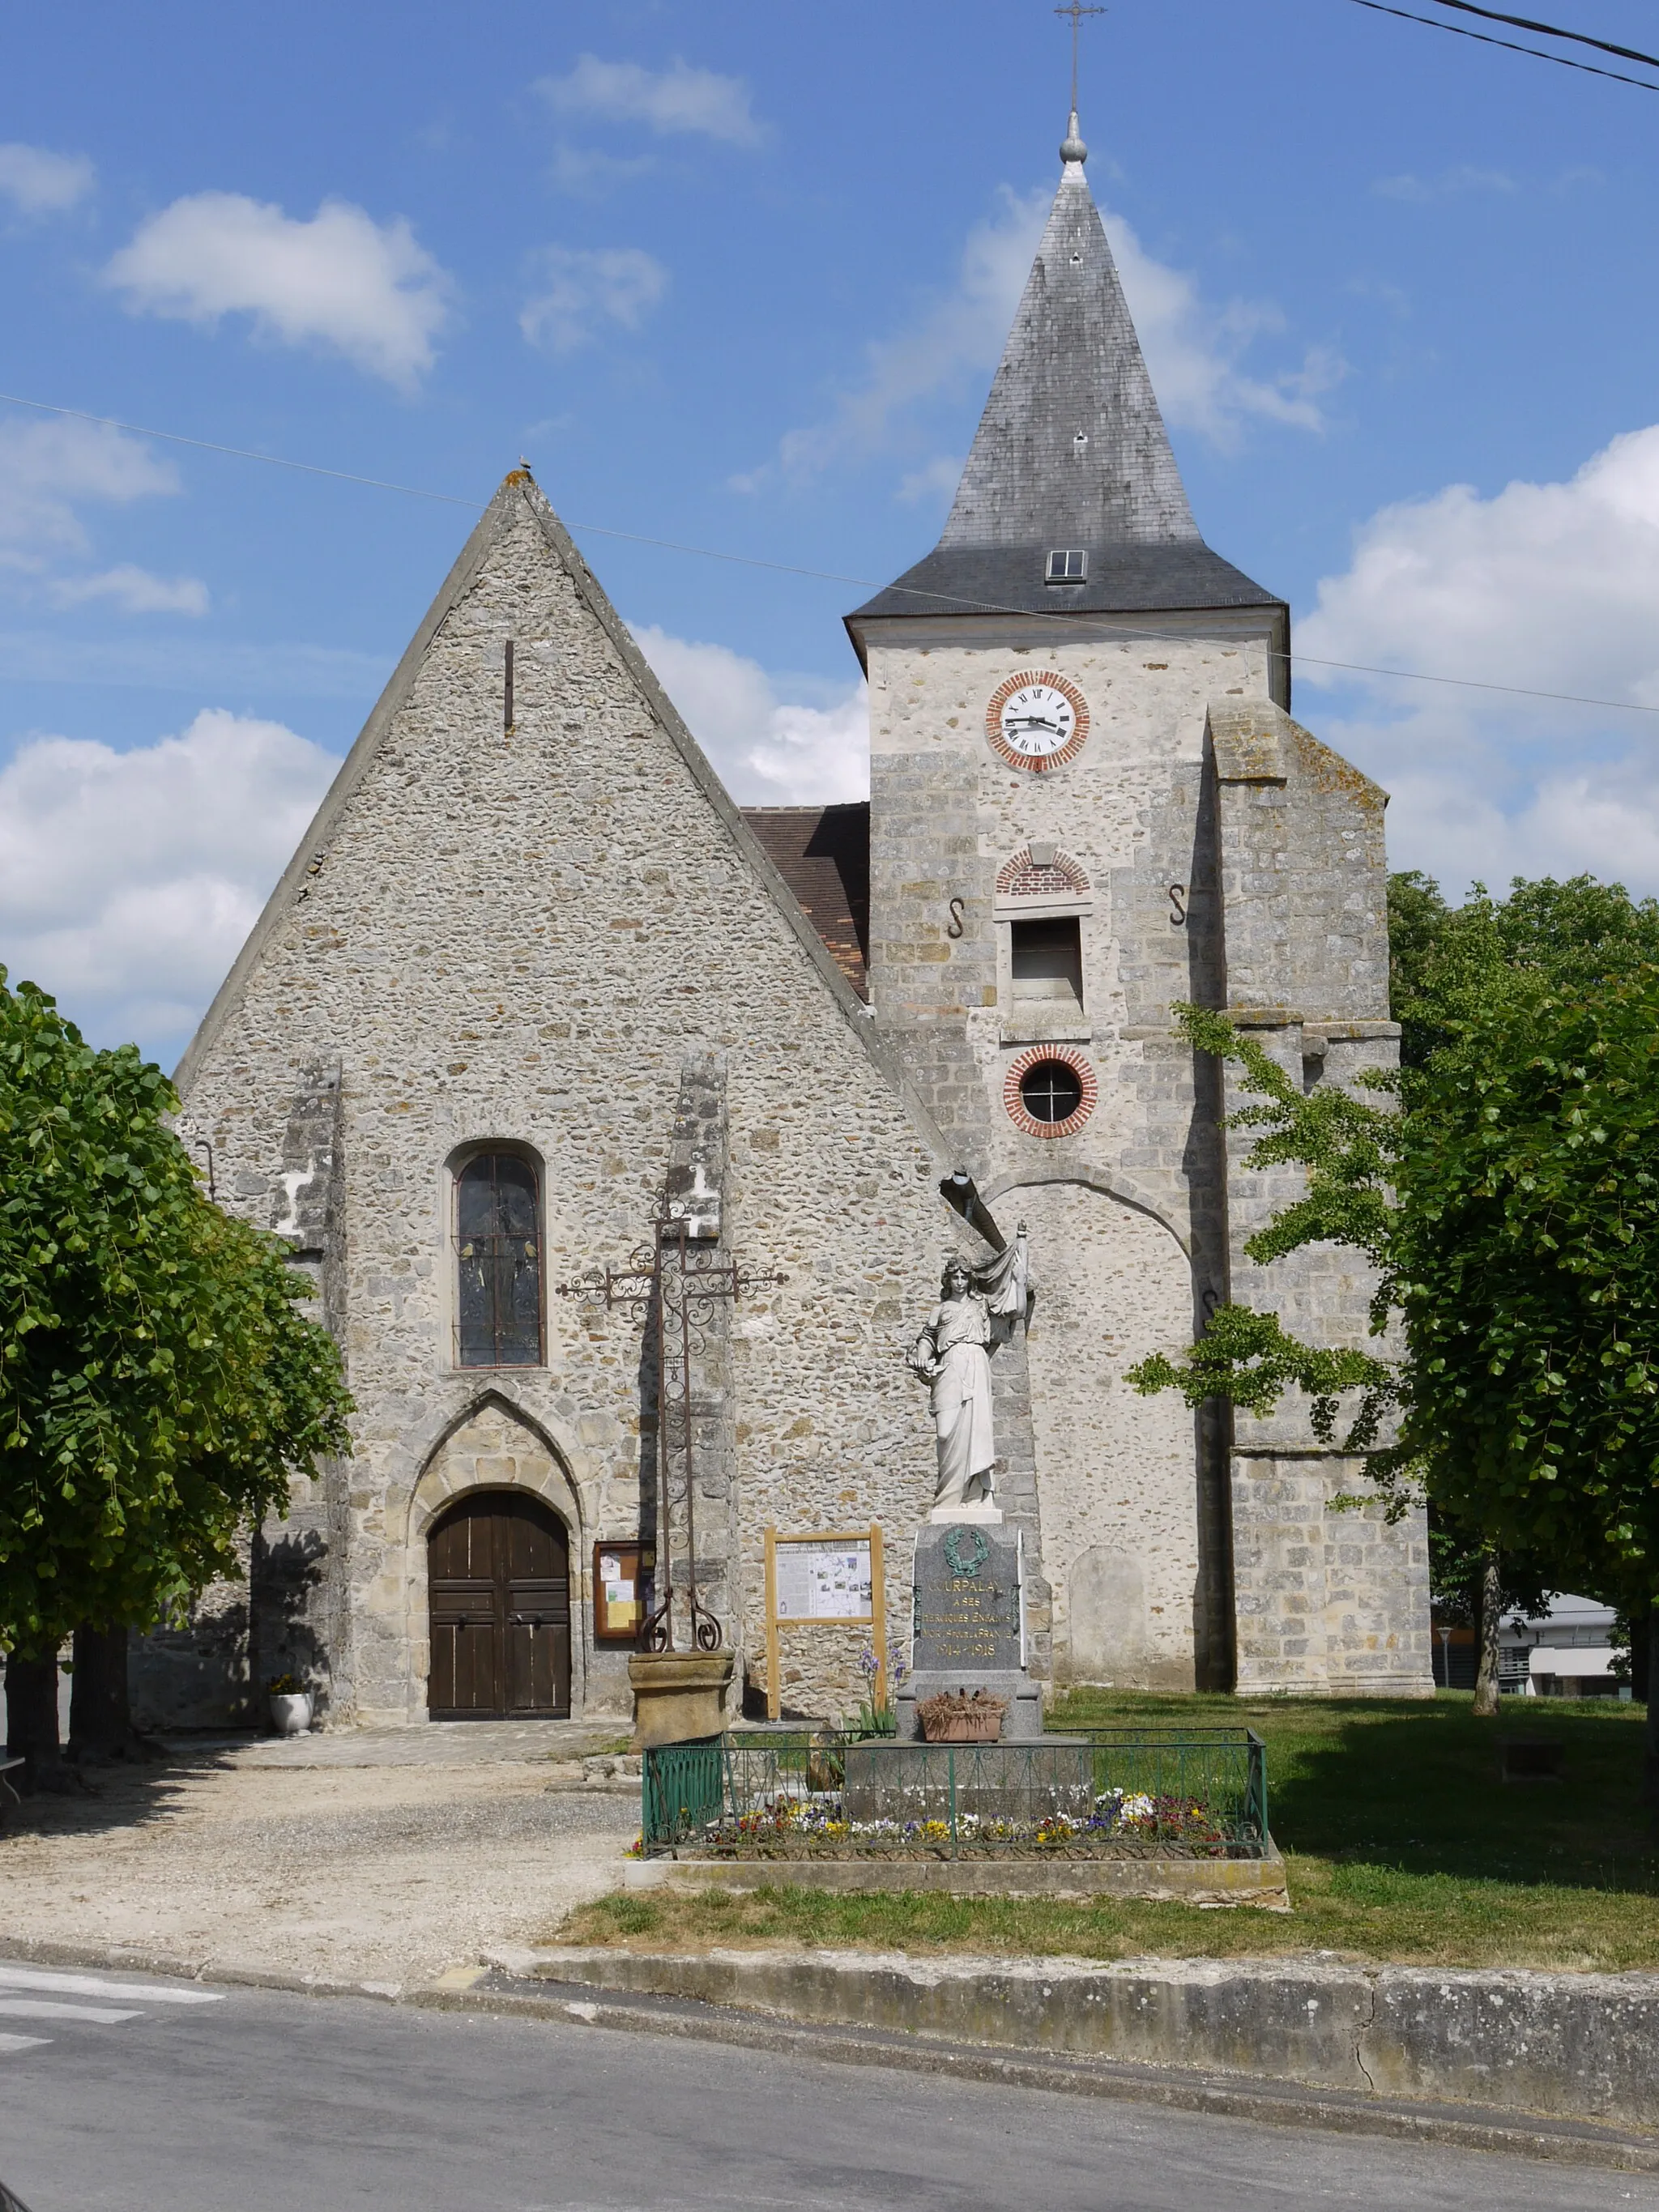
[861, 625, 1432, 1698]
[164, 482, 957, 1729]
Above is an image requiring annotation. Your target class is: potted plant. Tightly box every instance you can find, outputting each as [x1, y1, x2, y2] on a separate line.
[918, 1688, 1006, 1744]
[267, 1673, 313, 1737]
[842, 1643, 906, 1740]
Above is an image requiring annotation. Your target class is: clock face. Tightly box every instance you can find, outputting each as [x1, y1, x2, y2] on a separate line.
[985, 669, 1089, 773]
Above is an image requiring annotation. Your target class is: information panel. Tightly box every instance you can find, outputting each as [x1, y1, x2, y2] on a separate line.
[762, 1524, 888, 1721]
[774, 1539, 872, 1623]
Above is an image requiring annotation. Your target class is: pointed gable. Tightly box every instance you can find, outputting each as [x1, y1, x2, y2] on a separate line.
[847, 134, 1282, 638]
[176, 475, 925, 1126]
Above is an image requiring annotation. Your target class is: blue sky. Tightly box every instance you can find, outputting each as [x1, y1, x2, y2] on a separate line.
[6, 0, 1659, 1062]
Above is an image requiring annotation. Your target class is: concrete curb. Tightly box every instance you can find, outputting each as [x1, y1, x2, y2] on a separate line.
[425, 1969, 1659, 2174]
[519, 1944, 1659, 2139]
[9, 1933, 1659, 2175]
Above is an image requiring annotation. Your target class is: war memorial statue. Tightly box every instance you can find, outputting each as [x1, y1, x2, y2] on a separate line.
[906, 1230, 1030, 1518]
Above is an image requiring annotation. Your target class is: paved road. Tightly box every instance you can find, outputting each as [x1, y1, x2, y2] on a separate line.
[0, 1962, 1647, 2212]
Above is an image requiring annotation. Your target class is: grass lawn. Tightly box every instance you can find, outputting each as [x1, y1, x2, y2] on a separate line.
[554, 1690, 1659, 1972]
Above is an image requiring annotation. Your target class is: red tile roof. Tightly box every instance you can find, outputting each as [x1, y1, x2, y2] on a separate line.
[741, 803, 870, 999]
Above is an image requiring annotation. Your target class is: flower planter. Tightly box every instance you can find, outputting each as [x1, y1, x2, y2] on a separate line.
[921, 1714, 1004, 1744]
[916, 1690, 1008, 1744]
[268, 1690, 313, 1737]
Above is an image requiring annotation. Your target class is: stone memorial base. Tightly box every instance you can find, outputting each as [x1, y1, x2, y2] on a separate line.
[896, 1669, 1043, 1741]
[843, 1736, 1091, 1823]
[902, 1518, 1044, 1741]
[628, 1650, 735, 1750]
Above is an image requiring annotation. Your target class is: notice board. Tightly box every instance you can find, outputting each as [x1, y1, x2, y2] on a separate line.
[762, 1525, 887, 1721]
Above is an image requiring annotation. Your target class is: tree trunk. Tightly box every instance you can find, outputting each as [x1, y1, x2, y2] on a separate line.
[1644, 1597, 1659, 1826]
[69, 1624, 136, 1760]
[3, 1651, 64, 1788]
[1471, 1552, 1503, 1716]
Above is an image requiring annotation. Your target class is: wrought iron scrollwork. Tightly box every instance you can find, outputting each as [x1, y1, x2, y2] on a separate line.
[560, 1200, 785, 1657]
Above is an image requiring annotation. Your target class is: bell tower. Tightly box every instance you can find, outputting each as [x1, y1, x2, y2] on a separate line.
[844, 110, 1430, 1698]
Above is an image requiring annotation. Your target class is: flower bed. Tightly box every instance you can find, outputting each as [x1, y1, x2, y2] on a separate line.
[639, 1728, 1269, 1860]
[686, 1788, 1238, 1861]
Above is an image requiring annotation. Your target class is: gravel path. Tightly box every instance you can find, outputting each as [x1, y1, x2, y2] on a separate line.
[0, 1735, 640, 1988]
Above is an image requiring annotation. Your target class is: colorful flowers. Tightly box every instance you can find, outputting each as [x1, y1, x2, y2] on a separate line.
[693, 1783, 1230, 1857]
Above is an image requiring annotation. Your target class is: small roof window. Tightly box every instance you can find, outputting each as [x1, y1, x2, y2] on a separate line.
[1045, 548, 1088, 585]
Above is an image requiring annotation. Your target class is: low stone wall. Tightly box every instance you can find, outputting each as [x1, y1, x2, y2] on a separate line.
[631, 1854, 1288, 1907]
[525, 1945, 1659, 2132]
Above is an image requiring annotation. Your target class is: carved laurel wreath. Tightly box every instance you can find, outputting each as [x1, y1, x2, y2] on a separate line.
[944, 1526, 991, 1577]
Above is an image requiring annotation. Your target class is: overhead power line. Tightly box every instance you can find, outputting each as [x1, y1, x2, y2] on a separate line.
[1429, 0, 1659, 73]
[1345, 0, 1659, 87]
[3, 388, 1657, 720]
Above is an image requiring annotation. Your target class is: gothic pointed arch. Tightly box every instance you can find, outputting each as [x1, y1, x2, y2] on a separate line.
[409, 1391, 582, 1549]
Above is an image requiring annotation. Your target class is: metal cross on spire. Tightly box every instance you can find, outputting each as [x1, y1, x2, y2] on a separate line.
[1055, 0, 1107, 115]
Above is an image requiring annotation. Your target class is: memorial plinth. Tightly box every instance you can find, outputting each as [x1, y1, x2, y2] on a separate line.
[896, 1519, 1044, 1741]
[843, 1737, 1092, 1822]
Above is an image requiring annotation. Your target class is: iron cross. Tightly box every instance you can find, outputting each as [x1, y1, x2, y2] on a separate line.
[560, 1204, 784, 1656]
[1055, 2, 1107, 112]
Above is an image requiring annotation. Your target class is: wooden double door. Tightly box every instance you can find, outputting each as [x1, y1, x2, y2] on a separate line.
[428, 1492, 571, 1719]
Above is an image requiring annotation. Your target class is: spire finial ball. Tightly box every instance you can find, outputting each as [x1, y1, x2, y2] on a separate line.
[1060, 108, 1087, 165]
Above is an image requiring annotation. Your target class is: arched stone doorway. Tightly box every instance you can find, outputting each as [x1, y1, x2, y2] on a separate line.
[427, 1491, 571, 1719]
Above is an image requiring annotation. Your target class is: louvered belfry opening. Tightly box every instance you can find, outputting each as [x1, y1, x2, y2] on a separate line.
[454, 1151, 544, 1367]
[427, 1491, 571, 1718]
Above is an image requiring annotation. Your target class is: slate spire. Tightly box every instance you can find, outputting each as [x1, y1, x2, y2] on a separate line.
[938, 117, 1199, 552]
[846, 113, 1281, 637]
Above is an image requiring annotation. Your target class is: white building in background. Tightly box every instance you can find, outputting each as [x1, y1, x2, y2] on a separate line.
[1499, 1594, 1625, 1699]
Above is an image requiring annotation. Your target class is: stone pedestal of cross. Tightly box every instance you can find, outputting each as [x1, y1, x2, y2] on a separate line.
[561, 1209, 784, 1656]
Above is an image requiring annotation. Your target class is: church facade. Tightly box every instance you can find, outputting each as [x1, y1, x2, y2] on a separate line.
[144, 119, 1432, 1731]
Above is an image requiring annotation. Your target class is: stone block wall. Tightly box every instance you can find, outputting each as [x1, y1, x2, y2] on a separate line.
[169, 477, 959, 1728]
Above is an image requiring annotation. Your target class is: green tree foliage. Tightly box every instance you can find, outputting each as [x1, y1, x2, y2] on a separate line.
[0, 972, 352, 1655]
[1130, 876, 1659, 1615]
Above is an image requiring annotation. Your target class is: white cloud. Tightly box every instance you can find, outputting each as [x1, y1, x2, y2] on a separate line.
[1299, 424, 1659, 897]
[1373, 166, 1516, 202]
[741, 185, 1337, 491]
[0, 142, 94, 216]
[736, 187, 1047, 491]
[537, 55, 766, 147]
[898, 455, 965, 505]
[0, 414, 178, 565]
[547, 143, 654, 197]
[0, 710, 336, 1051]
[49, 565, 209, 616]
[103, 193, 453, 387]
[630, 624, 868, 805]
[1108, 215, 1345, 445]
[520, 245, 667, 356]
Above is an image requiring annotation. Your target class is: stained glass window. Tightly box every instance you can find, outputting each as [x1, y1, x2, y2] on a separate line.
[454, 1153, 543, 1367]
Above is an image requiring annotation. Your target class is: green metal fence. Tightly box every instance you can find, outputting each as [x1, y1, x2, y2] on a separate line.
[640, 1728, 1269, 1860]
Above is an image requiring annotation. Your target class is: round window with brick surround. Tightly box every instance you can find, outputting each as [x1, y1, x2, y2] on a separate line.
[1004, 1046, 1097, 1139]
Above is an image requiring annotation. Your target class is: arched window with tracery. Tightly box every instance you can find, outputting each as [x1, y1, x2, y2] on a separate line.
[454, 1152, 544, 1367]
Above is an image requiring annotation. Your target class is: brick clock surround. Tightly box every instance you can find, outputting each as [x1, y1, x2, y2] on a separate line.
[983, 667, 1091, 774]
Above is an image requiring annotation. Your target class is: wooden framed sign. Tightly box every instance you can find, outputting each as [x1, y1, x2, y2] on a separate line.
[762, 1525, 887, 1721]
[593, 1541, 650, 1644]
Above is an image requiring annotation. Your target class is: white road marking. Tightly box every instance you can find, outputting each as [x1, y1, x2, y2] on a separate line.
[0, 1966, 222, 2005]
[0, 2000, 141, 2024]
[0, 2033, 49, 2053]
